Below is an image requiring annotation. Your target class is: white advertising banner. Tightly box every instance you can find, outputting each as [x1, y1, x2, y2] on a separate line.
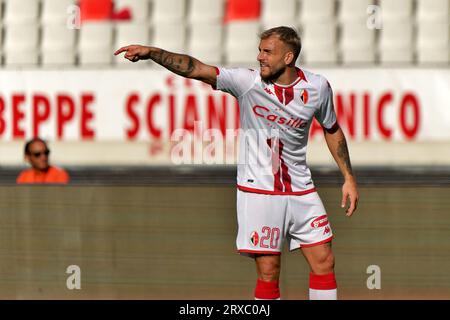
[0, 68, 448, 165]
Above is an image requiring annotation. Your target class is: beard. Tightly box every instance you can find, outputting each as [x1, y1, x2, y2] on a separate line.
[260, 64, 286, 82]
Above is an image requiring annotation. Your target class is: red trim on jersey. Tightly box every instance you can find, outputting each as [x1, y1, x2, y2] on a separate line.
[280, 161, 292, 192]
[278, 141, 292, 192]
[296, 67, 307, 83]
[214, 67, 220, 75]
[300, 236, 333, 248]
[238, 249, 281, 255]
[309, 272, 337, 290]
[271, 68, 306, 105]
[284, 86, 294, 105]
[237, 185, 317, 196]
[274, 84, 283, 104]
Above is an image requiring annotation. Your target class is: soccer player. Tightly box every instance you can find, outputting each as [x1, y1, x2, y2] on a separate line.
[115, 26, 359, 300]
[17, 138, 70, 184]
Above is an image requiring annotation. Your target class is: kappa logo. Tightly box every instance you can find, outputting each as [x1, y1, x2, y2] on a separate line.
[250, 231, 259, 246]
[264, 87, 274, 95]
[323, 226, 331, 235]
[311, 215, 329, 229]
[300, 89, 309, 104]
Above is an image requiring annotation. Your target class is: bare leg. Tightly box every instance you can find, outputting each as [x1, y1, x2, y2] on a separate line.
[255, 254, 281, 281]
[301, 242, 337, 300]
[301, 242, 335, 275]
[253, 254, 281, 299]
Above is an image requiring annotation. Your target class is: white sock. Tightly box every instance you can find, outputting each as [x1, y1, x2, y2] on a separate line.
[309, 288, 337, 300]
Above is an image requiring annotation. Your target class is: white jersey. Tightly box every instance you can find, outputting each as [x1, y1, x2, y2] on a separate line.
[216, 67, 337, 195]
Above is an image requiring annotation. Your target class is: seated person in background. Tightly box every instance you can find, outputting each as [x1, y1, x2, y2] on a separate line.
[16, 138, 70, 184]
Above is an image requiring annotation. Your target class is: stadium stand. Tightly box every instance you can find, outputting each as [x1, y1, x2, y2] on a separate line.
[261, 0, 297, 30]
[4, 0, 40, 25]
[224, 0, 260, 22]
[151, 0, 186, 24]
[4, 24, 40, 66]
[114, 0, 150, 24]
[417, 0, 449, 23]
[42, 0, 77, 25]
[379, 0, 413, 23]
[41, 24, 77, 66]
[299, 0, 335, 23]
[188, 0, 224, 24]
[153, 22, 186, 53]
[379, 21, 414, 65]
[341, 21, 376, 64]
[0, 0, 448, 67]
[417, 22, 450, 64]
[78, 22, 114, 66]
[225, 21, 260, 65]
[79, 0, 113, 22]
[300, 22, 338, 64]
[188, 23, 223, 65]
[114, 23, 151, 65]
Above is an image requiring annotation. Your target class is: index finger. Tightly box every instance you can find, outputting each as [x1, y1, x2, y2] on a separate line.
[346, 196, 357, 217]
[114, 46, 131, 56]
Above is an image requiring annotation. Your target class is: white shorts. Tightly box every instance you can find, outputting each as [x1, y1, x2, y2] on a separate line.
[236, 189, 334, 257]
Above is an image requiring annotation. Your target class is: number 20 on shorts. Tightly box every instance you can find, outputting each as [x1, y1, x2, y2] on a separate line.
[260, 226, 280, 249]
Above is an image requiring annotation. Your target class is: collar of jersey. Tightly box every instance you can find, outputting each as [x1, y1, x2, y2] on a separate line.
[271, 67, 307, 89]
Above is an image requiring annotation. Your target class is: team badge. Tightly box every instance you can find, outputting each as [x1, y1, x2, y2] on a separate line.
[300, 89, 309, 104]
[250, 231, 259, 246]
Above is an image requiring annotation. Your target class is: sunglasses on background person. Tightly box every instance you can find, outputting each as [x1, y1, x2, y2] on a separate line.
[30, 150, 50, 158]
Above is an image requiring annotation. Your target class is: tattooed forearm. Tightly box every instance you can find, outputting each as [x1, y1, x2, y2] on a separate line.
[337, 138, 354, 176]
[149, 48, 196, 77]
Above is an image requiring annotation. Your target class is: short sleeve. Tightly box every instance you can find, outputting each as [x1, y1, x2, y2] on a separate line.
[215, 67, 257, 98]
[315, 76, 337, 129]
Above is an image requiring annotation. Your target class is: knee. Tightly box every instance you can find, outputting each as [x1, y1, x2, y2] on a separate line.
[258, 259, 280, 281]
[312, 251, 335, 274]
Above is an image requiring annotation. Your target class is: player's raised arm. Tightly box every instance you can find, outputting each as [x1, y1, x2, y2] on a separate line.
[114, 45, 217, 86]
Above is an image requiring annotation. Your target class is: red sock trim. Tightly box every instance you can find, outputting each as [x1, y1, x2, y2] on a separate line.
[309, 272, 337, 290]
[254, 279, 280, 299]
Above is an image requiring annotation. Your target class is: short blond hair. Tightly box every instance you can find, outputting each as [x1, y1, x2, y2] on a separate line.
[260, 26, 302, 62]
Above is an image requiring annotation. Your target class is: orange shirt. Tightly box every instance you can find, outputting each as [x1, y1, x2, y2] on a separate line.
[16, 166, 70, 184]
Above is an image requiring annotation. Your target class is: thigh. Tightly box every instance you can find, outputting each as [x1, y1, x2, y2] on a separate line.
[286, 192, 334, 251]
[236, 190, 288, 257]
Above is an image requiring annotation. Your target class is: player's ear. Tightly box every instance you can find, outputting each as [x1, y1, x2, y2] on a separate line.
[284, 51, 294, 65]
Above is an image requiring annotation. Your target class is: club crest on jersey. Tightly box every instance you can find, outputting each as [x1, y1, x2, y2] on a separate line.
[250, 231, 259, 246]
[299, 89, 309, 104]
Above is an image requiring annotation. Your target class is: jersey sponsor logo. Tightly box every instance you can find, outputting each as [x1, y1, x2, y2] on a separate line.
[311, 215, 329, 228]
[250, 231, 259, 246]
[300, 89, 309, 104]
[252, 105, 306, 129]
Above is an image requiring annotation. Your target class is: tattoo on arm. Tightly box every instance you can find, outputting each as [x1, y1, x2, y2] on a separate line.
[337, 138, 354, 176]
[149, 48, 196, 77]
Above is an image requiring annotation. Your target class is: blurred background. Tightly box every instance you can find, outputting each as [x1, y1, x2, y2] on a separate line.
[0, 0, 449, 299]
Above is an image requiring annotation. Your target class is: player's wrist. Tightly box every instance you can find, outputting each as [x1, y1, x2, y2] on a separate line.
[143, 46, 155, 59]
[343, 174, 356, 184]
